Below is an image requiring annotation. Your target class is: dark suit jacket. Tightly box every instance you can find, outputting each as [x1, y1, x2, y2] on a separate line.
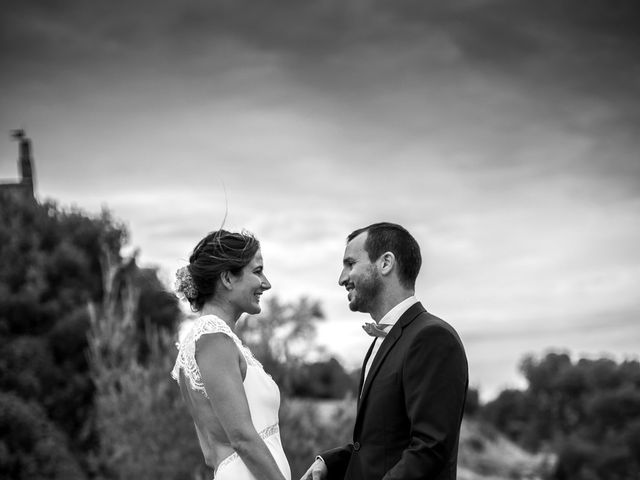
[321, 303, 468, 480]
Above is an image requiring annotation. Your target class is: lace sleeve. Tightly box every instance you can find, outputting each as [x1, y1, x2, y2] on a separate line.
[171, 316, 239, 398]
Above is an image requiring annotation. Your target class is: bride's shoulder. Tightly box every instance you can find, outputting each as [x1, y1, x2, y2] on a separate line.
[175, 315, 236, 353]
[189, 315, 233, 339]
[189, 316, 246, 357]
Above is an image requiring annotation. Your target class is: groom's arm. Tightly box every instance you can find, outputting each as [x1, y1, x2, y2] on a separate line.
[318, 444, 353, 480]
[385, 323, 468, 479]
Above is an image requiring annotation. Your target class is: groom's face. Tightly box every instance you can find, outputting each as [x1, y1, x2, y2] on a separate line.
[339, 232, 382, 314]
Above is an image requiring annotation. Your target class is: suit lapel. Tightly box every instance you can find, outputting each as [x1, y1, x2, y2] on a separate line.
[357, 339, 377, 409]
[355, 303, 426, 427]
[358, 328, 402, 404]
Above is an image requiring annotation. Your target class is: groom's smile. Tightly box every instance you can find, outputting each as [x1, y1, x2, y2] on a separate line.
[339, 232, 383, 314]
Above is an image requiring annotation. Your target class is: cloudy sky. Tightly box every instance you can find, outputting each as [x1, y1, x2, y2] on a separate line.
[1, 0, 639, 399]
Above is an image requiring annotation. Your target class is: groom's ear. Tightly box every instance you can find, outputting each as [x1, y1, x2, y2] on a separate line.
[379, 252, 396, 276]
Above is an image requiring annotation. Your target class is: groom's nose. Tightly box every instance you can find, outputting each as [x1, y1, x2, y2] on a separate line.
[338, 268, 348, 286]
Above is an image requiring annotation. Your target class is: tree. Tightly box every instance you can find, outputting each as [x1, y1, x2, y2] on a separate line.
[481, 351, 640, 479]
[289, 357, 356, 398]
[1, 191, 182, 477]
[87, 247, 205, 480]
[236, 296, 326, 395]
[0, 192, 128, 462]
[0, 392, 86, 480]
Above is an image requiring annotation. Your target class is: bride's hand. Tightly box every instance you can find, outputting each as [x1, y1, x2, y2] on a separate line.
[299, 457, 327, 480]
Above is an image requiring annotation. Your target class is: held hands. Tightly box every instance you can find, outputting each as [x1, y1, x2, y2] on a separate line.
[299, 458, 328, 480]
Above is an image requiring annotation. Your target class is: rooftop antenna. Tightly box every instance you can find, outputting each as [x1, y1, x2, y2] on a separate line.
[11, 128, 25, 141]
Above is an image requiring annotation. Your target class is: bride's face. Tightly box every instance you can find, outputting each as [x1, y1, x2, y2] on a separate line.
[228, 249, 271, 315]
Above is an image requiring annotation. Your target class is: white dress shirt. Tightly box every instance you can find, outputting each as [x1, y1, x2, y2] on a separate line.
[362, 295, 418, 388]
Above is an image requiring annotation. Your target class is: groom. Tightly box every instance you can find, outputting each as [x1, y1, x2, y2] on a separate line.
[301, 222, 468, 480]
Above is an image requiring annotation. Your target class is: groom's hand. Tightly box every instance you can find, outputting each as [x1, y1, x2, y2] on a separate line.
[299, 458, 327, 480]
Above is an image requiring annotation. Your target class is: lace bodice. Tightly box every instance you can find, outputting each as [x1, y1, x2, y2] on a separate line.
[171, 315, 263, 398]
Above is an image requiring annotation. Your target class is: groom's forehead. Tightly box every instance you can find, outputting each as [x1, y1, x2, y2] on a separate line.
[344, 232, 368, 257]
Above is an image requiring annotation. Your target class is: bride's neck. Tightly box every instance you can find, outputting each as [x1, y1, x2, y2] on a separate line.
[200, 300, 240, 331]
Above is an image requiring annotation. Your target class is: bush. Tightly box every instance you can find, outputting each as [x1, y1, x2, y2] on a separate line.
[280, 397, 356, 479]
[88, 301, 206, 480]
[0, 392, 86, 480]
[481, 351, 640, 479]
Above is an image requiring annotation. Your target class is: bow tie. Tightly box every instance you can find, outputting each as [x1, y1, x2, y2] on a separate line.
[362, 323, 392, 338]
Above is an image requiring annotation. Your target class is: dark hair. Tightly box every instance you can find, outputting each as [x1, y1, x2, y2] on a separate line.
[347, 222, 421, 289]
[187, 229, 260, 311]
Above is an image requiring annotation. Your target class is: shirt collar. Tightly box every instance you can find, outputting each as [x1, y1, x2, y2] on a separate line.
[378, 295, 418, 328]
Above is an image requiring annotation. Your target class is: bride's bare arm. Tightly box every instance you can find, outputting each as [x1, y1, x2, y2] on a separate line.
[196, 333, 287, 480]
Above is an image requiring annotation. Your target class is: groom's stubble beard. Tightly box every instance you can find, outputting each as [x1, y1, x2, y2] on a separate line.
[349, 264, 382, 314]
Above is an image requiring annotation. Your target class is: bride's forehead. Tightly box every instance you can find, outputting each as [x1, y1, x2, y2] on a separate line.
[248, 249, 264, 266]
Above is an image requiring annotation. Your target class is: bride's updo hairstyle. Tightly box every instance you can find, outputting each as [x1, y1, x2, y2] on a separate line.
[176, 229, 260, 311]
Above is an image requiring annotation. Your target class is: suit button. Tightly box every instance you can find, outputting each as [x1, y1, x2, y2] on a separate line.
[353, 442, 361, 451]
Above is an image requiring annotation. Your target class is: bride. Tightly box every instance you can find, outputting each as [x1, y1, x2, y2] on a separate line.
[171, 229, 291, 480]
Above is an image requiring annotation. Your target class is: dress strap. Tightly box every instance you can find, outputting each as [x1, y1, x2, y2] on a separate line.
[171, 315, 264, 398]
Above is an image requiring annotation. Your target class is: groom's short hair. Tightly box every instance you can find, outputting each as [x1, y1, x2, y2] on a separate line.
[348, 222, 421, 289]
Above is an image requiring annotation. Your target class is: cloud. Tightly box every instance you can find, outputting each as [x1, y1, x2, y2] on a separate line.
[2, 0, 639, 398]
[4, 1, 639, 78]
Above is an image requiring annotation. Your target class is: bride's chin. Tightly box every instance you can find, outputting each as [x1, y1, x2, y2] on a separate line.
[249, 303, 261, 314]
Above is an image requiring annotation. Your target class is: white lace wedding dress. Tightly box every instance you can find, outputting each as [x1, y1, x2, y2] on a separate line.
[171, 315, 291, 480]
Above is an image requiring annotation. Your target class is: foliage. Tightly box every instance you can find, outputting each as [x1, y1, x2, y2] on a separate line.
[464, 387, 481, 417]
[0, 191, 128, 461]
[0, 191, 182, 477]
[0, 192, 125, 336]
[133, 267, 182, 363]
[457, 418, 555, 480]
[289, 357, 358, 398]
[279, 398, 356, 479]
[87, 258, 206, 480]
[0, 392, 86, 480]
[237, 296, 323, 393]
[238, 296, 323, 357]
[481, 351, 640, 479]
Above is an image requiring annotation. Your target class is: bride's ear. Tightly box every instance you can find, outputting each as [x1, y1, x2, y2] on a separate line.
[219, 271, 233, 290]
